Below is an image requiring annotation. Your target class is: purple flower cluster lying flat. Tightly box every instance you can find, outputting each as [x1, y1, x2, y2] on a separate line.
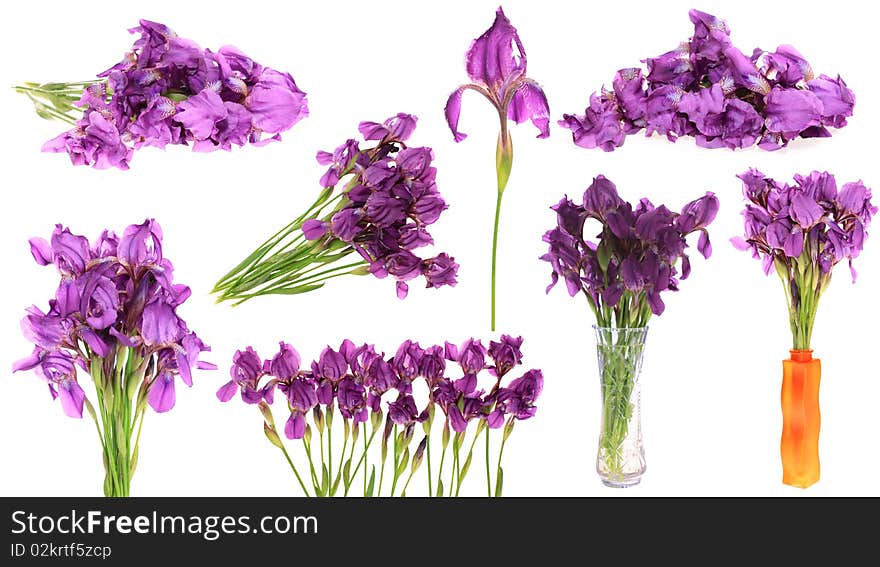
[213, 114, 458, 303]
[219, 336, 541, 496]
[542, 175, 718, 325]
[14, 219, 215, 416]
[560, 10, 854, 152]
[40, 20, 307, 169]
[305, 114, 458, 299]
[732, 170, 876, 349]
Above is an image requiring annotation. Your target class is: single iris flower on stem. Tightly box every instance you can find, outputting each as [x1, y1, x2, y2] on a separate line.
[445, 6, 550, 330]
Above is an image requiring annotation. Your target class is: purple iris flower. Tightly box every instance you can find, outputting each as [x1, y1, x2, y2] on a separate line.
[359, 113, 417, 142]
[315, 346, 347, 382]
[543, 176, 717, 320]
[560, 10, 855, 152]
[497, 369, 543, 420]
[217, 347, 266, 404]
[488, 334, 524, 378]
[446, 339, 487, 375]
[17, 215, 214, 495]
[445, 7, 550, 143]
[269, 342, 301, 380]
[118, 219, 163, 267]
[423, 253, 459, 290]
[43, 111, 133, 170]
[558, 93, 624, 152]
[336, 377, 367, 423]
[733, 169, 876, 349]
[32, 19, 307, 169]
[279, 376, 318, 440]
[388, 394, 428, 426]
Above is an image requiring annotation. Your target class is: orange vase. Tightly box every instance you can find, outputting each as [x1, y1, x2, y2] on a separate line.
[780, 350, 821, 488]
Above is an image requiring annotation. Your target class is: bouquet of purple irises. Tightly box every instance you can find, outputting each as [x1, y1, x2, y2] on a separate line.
[561, 10, 854, 152]
[732, 170, 876, 349]
[218, 336, 542, 497]
[14, 220, 215, 496]
[16, 19, 308, 169]
[213, 113, 458, 303]
[542, 176, 717, 483]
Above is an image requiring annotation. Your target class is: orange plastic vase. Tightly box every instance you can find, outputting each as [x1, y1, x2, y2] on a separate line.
[780, 350, 821, 488]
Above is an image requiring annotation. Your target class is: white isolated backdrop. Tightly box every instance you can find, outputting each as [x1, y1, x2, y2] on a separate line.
[0, 0, 877, 498]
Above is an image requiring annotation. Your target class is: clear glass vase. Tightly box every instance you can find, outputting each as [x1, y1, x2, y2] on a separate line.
[593, 325, 648, 488]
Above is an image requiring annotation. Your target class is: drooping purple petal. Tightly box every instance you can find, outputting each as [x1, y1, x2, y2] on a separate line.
[58, 379, 86, 419]
[13, 349, 43, 373]
[284, 412, 306, 439]
[508, 80, 550, 138]
[28, 238, 53, 266]
[444, 87, 468, 143]
[148, 373, 176, 413]
[216, 380, 238, 402]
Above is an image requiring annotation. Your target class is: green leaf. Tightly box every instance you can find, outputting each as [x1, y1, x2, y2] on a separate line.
[342, 459, 352, 490]
[597, 240, 611, 272]
[321, 464, 329, 497]
[495, 467, 504, 497]
[255, 282, 326, 296]
[129, 446, 139, 477]
[366, 467, 376, 497]
[331, 473, 341, 496]
[396, 448, 410, 478]
[460, 453, 473, 481]
[436, 479, 444, 498]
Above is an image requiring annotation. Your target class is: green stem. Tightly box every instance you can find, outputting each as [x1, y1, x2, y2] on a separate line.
[485, 425, 492, 497]
[302, 438, 320, 492]
[318, 425, 325, 493]
[227, 260, 366, 305]
[279, 444, 311, 497]
[426, 435, 433, 497]
[362, 431, 369, 496]
[327, 413, 334, 494]
[390, 425, 399, 497]
[490, 190, 503, 332]
[455, 428, 481, 497]
[436, 440, 447, 497]
[345, 427, 378, 496]
[494, 422, 512, 497]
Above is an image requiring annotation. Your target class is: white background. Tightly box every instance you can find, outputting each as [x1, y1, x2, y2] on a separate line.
[1, 0, 877, 497]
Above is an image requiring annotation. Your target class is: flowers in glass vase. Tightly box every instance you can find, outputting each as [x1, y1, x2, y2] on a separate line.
[731, 169, 875, 488]
[16, 19, 308, 169]
[560, 10, 854, 152]
[13, 220, 216, 496]
[218, 336, 542, 497]
[541, 175, 718, 486]
[213, 113, 458, 303]
[444, 6, 550, 330]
